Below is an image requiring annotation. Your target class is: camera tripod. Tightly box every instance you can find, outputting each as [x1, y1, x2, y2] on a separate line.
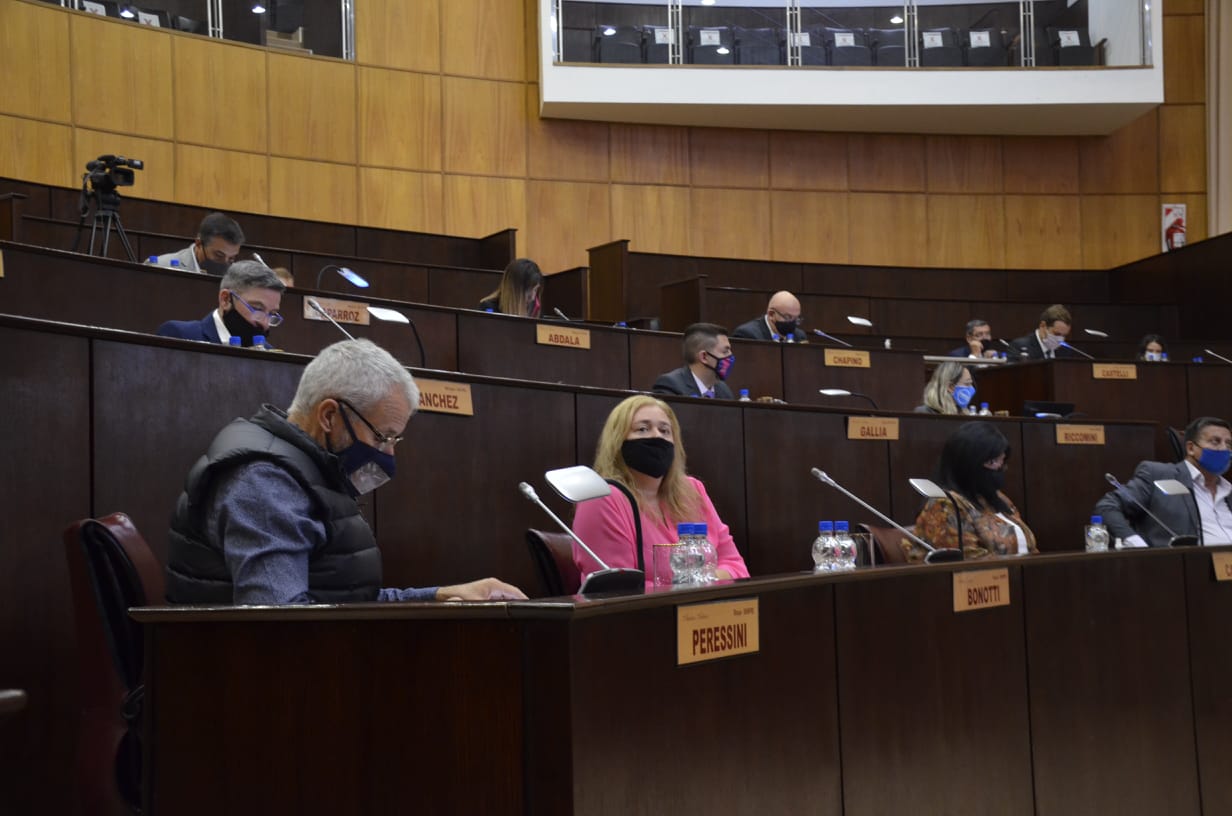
[72, 183, 137, 262]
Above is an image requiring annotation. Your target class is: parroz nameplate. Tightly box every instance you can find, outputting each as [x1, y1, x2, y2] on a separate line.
[1092, 363, 1138, 380]
[1213, 552, 1232, 582]
[1055, 424, 1106, 445]
[953, 568, 1010, 613]
[824, 348, 870, 368]
[847, 417, 899, 441]
[677, 597, 759, 665]
[302, 297, 370, 326]
[415, 379, 474, 416]
[536, 324, 591, 349]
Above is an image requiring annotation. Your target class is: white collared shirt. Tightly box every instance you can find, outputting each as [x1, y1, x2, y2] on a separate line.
[1184, 460, 1232, 545]
[212, 309, 232, 345]
[995, 513, 1030, 554]
[764, 315, 795, 343]
[691, 370, 715, 398]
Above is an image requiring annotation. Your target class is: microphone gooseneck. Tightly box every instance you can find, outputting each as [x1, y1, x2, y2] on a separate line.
[812, 329, 853, 348]
[1203, 349, 1232, 365]
[518, 482, 611, 571]
[1059, 341, 1095, 360]
[307, 297, 357, 341]
[553, 307, 571, 321]
[809, 467, 939, 554]
[1103, 473, 1185, 542]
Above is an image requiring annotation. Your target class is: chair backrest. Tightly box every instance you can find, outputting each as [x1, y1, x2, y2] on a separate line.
[1167, 427, 1186, 462]
[860, 522, 912, 565]
[594, 25, 644, 64]
[526, 529, 581, 597]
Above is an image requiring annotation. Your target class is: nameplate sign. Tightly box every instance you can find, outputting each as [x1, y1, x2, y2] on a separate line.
[1213, 552, 1232, 582]
[1092, 363, 1138, 380]
[536, 324, 591, 350]
[0, 249, 5, 278]
[677, 597, 759, 666]
[824, 348, 870, 368]
[847, 417, 899, 441]
[1055, 424, 1106, 445]
[302, 297, 370, 326]
[415, 379, 474, 416]
[953, 568, 1010, 613]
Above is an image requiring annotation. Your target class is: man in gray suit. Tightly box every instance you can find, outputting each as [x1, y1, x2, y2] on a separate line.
[1095, 416, 1232, 547]
[150, 212, 245, 275]
[652, 323, 735, 400]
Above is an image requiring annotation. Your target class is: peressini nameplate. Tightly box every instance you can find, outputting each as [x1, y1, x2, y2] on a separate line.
[677, 598, 759, 666]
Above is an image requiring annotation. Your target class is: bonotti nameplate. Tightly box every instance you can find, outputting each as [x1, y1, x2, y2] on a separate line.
[536, 324, 591, 349]
[953, 568, 1011, 613]
[677, 597, 759, 665]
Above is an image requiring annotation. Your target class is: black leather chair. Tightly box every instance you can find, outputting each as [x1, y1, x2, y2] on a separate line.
[643, 26, 673, 64]
[964, 27, 1009, 67]
[594, 25, 644, 64]
[825, 27, 871, 66]
[733, 26, 781, 65]
[1046, 26, 1098, 66]
[794, 27, 827, 66]
[860, 522, 913, 565]
[920, 27, 963, 66]
[869, 27, 906, 66]
[688, 25, 734, 65]
[526, 529, 581, 597]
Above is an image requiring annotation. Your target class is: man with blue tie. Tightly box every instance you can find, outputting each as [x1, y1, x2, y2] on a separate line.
[652, 323, 736, 399]
[156, 260, 286, 348]
[731, 291, 808, 344]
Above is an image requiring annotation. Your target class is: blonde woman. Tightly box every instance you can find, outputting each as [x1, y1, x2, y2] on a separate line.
[572, 395, 749, 583]
[479, 258, 543, 317]
[915, 361, 975, 415]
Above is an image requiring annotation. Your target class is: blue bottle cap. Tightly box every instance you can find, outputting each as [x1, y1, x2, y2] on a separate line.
[677, 523, 691, 536]
[818, 521, 833, 532]
[740, 389, 749, 397]
[695, 523, 707, 537]
[252, 335, 266, 347]
[1090, 515, 1103, 524]
[835, 521, 849, 533]
[169, 259, 181, 266]
[229, 336, 242, 346]
[147, 255, 158, 262]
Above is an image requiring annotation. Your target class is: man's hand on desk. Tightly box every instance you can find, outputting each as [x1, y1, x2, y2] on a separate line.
[437, 577, 528, 602]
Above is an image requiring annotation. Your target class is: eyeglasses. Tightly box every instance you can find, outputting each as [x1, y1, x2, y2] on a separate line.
[770, 307, 804, 324]
[229, 289, 283, 327]
[337, 398, 403, 451]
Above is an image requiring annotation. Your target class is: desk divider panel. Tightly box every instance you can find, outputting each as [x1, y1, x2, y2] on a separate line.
[1183, 548, 1232, 816]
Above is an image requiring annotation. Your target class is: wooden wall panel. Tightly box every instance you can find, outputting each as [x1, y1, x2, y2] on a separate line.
[175, 144, 270, 213]
[1080, 195, 1159, 269]
[524, 180, 611, 274]
[1163, 14, 1205, 104]
[74, 129, 176, 204]
[270, 157, 358, 224]
[358, 67, 442, 171]
[689, 188, 770, 260]
[848, 134, 926, 192]
[1002, 137, 1080, 195]
[848, 192, 927, 266]
[1078, 110, 1159, 194]
[768, 131, 848, 191]
[173, 37, 267, 154]
[769, 191, 849, 264]
[442, 77, 528, 177]
[354, 0, 440, 73]
[0, 114, 72, 187]
[689, 128, 769, 189]
[1162, 0, 1203, 16]
[443, 174, 527, 238]
[1004, 195, 1083, 269]
[526, 87, 610, 182]
[358, 167, 445, 234]
[268, 53, 356, 163]
[610, 124, 689, 186]
[927, 135, 1003, 193]
[0, 0, 71, 122]
[69, 14, 173, 139]
[1159, 104, 1207, 193]
[442, 0, 526, 81]
[610, 184, 690, 254]
[927, 194, 1006, 268]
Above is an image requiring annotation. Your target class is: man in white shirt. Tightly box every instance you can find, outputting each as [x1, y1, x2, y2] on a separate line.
[1095, 417, 1232, 547]
[150, 212, 245, 276]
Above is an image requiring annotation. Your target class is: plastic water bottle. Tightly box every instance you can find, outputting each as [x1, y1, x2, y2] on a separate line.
[1085, 515, 1110, 552]
[978, 402, 992, 416]
[966, 404, 978, 416]
[1162, 353, 1169, 362]
[252, 334, 267, 350]
[812, 521, 835, 572]
[738, 389, 751, 402]
[695, 522, 718, 583]
[834, 521, 857, 570]
[671, 523, 693, 584]
[228, 336, 242, 347]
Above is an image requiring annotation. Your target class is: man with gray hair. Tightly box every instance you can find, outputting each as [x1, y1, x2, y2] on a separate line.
[156, 260, 286, 348]
[149, 211, 246, 275]
[166, 339, 526, 604]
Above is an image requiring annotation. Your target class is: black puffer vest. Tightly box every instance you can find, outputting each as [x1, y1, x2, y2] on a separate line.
[166, 405, 382, 604]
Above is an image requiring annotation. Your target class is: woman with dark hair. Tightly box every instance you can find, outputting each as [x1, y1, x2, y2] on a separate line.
[911, 421, 1037, 560]
[1137, 334, 1167, 361]
[479, 258, 543, 317]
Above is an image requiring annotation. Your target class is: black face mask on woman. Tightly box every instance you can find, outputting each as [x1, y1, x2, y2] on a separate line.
[621, 437, 675, 478]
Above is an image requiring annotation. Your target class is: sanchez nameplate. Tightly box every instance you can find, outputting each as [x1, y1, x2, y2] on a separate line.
[847, 417, 900, 441]
[953, 568, 1011, 613]
[1092, 363, 1138, 380]
[1055, 424, 1105, 445]
[677, 597, 759, 666]
[536, 324, 591, 349]
[1213, 552, 1232, 582]
[415, 379, 474, 416]
[302, 297, 371, 326]
[824, 348, 870, 368]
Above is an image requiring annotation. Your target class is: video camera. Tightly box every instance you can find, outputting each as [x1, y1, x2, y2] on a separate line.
[85, 154, 144, 191]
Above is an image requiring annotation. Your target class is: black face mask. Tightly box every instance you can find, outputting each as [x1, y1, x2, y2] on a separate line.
[621, 437, 675, 478]
[973, 468, 1006, 507]
[774, 319, 798, 337]
[200, 257, 229, 276]
[222, 303, 263, 346]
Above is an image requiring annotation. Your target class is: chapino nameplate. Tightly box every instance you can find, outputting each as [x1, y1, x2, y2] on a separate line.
[536, 324, 591, 349]
[824, 348, 870, 368]
[1092, 363, 1137, 380]
[847, 417, 899, 441]
[953, 568, 1010, 613]
[677, 597, 759, 665]
[1213, 552, 1232, 582]
[302, 297, 371, 326]
[1055, 424, 1106, 445]
[415, 379, 474, 416]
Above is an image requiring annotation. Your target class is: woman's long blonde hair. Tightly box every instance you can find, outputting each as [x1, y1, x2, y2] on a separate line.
[922, 361, 969, 415]
[594, 395, 698, 523]
[483, 258, 543, 317]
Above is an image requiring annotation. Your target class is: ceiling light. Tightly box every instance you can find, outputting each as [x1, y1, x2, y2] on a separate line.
[701, 0, 716, 5]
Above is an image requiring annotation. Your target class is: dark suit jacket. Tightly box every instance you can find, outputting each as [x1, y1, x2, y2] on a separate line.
[731, 317, 807, 344]
[947, 345, 975, 358]
[1008, 332, 1077, 361]
[1094, 460, 1230, 547]
[157, 314, 222, 344]
[651, 366, 734, 400]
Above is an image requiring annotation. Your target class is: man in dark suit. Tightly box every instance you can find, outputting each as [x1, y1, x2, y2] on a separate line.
[947, 318, 997, 359]
[652, 323, 736, 399]
[157, 260, 286, 348]
[1008, 304, 1077, 360]
[731, 291, 808, 344]
[1095, 416, 1232, 547]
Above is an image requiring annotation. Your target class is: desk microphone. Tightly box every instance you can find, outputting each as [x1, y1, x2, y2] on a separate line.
[811, 329, 853, 348]
[251, 252, 267, 266]
[1103, 473, 1198, 547]
[1059, 341, 1095, 360]
[810, 468, 961, 563]
[518, 482, 644, 595]
[306, 297, 356, 341]
[553, 307, 571, 321]
[999, 338, 1028, 358]
[1203, 349, 1232, 365]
